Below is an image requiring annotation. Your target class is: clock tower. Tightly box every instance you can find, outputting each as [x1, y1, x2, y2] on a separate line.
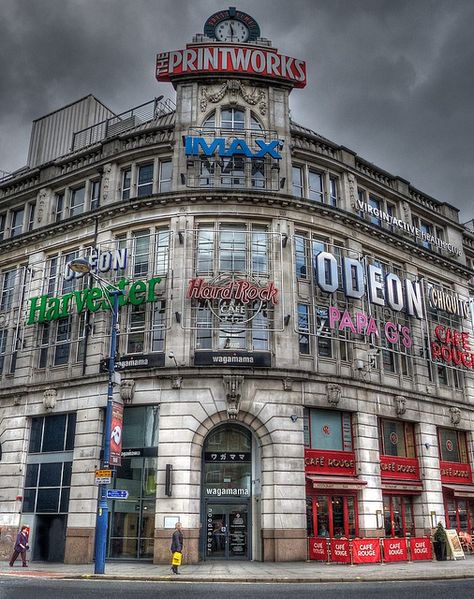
[156, 6, 306, 195]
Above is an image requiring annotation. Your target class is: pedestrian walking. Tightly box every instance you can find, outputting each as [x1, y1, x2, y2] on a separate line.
[9, 525, 29, 567]
[170, 521, 183, 574]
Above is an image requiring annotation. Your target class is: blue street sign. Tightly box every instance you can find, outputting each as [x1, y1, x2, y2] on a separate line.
[106, 490, 129, 499]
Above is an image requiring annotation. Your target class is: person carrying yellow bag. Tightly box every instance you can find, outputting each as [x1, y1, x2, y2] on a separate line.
[170, 522, 184, 574]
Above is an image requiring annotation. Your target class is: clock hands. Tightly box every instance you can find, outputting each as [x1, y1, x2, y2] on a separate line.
[229, 21, 235, 39]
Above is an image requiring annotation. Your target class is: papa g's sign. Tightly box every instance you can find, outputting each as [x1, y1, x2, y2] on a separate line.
[27, 277, 161, 325]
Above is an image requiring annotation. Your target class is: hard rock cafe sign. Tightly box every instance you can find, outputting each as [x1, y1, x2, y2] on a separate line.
[186, 275, 278, 327]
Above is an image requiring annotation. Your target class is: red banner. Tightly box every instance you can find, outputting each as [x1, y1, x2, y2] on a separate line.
[382, 538, 408, 562]
[409, 537, 433, 561]
[156, 44, 307, 88]
[380, 456, 420, 481]
[440, 460, 473, 484]
[330, 538, 351, 563]
[305, 449, 356, 476]
[109, 401, 124, 466]
[352, 538, 381, 563]
[308, 537, 328, 561]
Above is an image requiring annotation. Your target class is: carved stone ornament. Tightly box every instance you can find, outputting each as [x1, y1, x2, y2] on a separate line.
[37, 189, 47, 224]
[171, 376, 183, 390]
[101, 163, 112, 202]
[223, 375, 244, 420]
[347, 173, 357, 209]
[13, 394, 21, 406]
[282, 378, 292, 391]
[200, 80, 267, 115]
[449, 406, 461, 426]
[394, 395, 407, 416]
[327, 383, 341, 407]
[120, 379, 135, 404]
[43, 388, 57, 411]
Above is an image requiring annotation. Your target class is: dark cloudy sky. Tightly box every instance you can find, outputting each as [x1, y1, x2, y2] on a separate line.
[1, 0, 473, 223]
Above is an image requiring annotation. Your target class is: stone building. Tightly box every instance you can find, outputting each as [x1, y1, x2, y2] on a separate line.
[0, 7, 473, 565]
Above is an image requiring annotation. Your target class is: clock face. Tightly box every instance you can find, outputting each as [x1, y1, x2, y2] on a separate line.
[215, 19, 249, 42]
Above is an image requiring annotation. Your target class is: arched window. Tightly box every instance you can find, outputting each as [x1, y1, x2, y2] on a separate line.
[201, 108, 262, 131]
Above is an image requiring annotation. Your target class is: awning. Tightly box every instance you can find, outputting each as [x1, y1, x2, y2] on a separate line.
[443, 484, 474, 498]
[306, 475, 367, 491]
[381, 481, 423, 495]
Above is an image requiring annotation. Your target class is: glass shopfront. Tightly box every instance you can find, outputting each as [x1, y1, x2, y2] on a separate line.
[201, 424, 252, 560]
[382, 495, 415, 537]
[107, 406, 159, 560]
[307, 495, 358, 538]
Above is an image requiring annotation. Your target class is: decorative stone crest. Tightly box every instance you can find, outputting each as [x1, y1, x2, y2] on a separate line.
[449, 406, 461, 426]
[327, 383, 341, 407]
[43, 388, 57, 411]
[120, 379, 135, 404]
[223, 375, 244, 420]
[394, 395, 407, 415]
[171, 375, 183, 390]
[12, 394, 21, 406]
[347, 173, 357, 209]
[200, 80, 266, 115]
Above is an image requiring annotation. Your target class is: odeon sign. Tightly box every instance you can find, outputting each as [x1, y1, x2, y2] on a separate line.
[156, 44, 307, 88]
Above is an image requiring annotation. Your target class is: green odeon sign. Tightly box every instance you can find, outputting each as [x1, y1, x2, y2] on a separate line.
[27, 277, 162, 325]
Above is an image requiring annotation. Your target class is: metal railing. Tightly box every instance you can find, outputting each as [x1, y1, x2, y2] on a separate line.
[71, 96, 176, 152]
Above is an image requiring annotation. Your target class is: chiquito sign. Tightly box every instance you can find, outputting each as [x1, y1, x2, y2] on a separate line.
[156, 44, 307, 88]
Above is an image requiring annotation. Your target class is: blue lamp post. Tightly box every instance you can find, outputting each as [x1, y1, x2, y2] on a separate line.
[69, 258, 122, 574]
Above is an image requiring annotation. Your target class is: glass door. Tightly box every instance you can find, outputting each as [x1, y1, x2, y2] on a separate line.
[312, 495, 358, 538]
[206, 503, 249, 559]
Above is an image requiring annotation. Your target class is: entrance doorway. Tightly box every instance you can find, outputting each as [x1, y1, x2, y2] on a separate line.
[206, 503, 249, 559]
[33, 515, 67, 562]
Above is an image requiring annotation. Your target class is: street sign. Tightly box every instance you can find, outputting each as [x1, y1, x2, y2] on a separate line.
[106, 490, 129, 499]
[96, 469, 112, 477]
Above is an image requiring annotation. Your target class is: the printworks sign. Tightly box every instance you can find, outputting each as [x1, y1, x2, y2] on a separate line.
[156, 44, 307, 88]
[26, 277, 162, 325]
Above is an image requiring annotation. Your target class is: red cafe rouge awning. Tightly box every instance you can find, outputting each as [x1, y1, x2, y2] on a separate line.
[443, 484, 474, 498]
[306, 475, 367, 491]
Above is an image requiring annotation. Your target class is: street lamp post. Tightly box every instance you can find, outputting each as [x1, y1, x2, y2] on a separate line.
[68, 258, 122, 574]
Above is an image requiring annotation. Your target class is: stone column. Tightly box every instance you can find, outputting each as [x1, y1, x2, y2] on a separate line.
[416, 422, 444, 533]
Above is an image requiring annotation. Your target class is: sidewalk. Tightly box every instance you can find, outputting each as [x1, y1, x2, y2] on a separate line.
[1, 556, 474, 583]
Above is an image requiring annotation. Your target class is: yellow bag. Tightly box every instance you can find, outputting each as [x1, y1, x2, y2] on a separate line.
[172, 551, 182, 566]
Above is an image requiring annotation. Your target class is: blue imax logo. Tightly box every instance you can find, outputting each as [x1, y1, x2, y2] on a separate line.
[185, 136, 283, 159]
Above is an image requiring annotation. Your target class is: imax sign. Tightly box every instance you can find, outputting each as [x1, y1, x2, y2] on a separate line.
[184, 136, 283, 159]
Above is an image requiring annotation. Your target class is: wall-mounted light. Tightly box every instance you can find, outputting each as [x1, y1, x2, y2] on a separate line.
[279, 177, 286, 189]
[284, 314, 291, 327]
[430, 511, 437, 528]
[290, 414, 298, 423]
[178, 231, 184, 245]
[180, 173, 186, 185]
[282, 234, 288, 248]
[376, 510, 383, 529]
[174, 312, 181, 323]
[424, 442, 431, 450]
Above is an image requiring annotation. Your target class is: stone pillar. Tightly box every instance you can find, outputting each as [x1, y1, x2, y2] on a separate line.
[354, 412, 383, 537]
[416, 422, 444, 533]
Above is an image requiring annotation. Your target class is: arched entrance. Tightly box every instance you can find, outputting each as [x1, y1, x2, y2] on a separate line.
[201, 423, 252, 560]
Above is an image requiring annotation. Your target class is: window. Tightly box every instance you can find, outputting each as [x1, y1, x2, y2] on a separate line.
[54, 318, 71, 366]
[383, 495, 415, 538]
[1, 269, 17, 311]
[0, 328, 7, 374]
[292, 166, 303, 197]
[11, 208, 24, 237]
[159, 160, 172, 192]
[70, 186, 85, 217]
[122, 168, 132, 200]
[23, 461, 72, 513]
[368, 195, 381, 226]
[221, 108, 245, 130]
[298, 304, 310, 354]
[90, 179, 100, 210]
[309, 170, 323, 202]
[55, 193, 64, 222]
[137, 163, 153, 197]
[357, 188, 396, 231]
[27, 202, 36, 231]
[379, 419, 416, 458]
[438, 428, 468, 463]
[29, 413, 76, 453]
[305, 409, 353, 452]
[0, 214, 5, 241]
